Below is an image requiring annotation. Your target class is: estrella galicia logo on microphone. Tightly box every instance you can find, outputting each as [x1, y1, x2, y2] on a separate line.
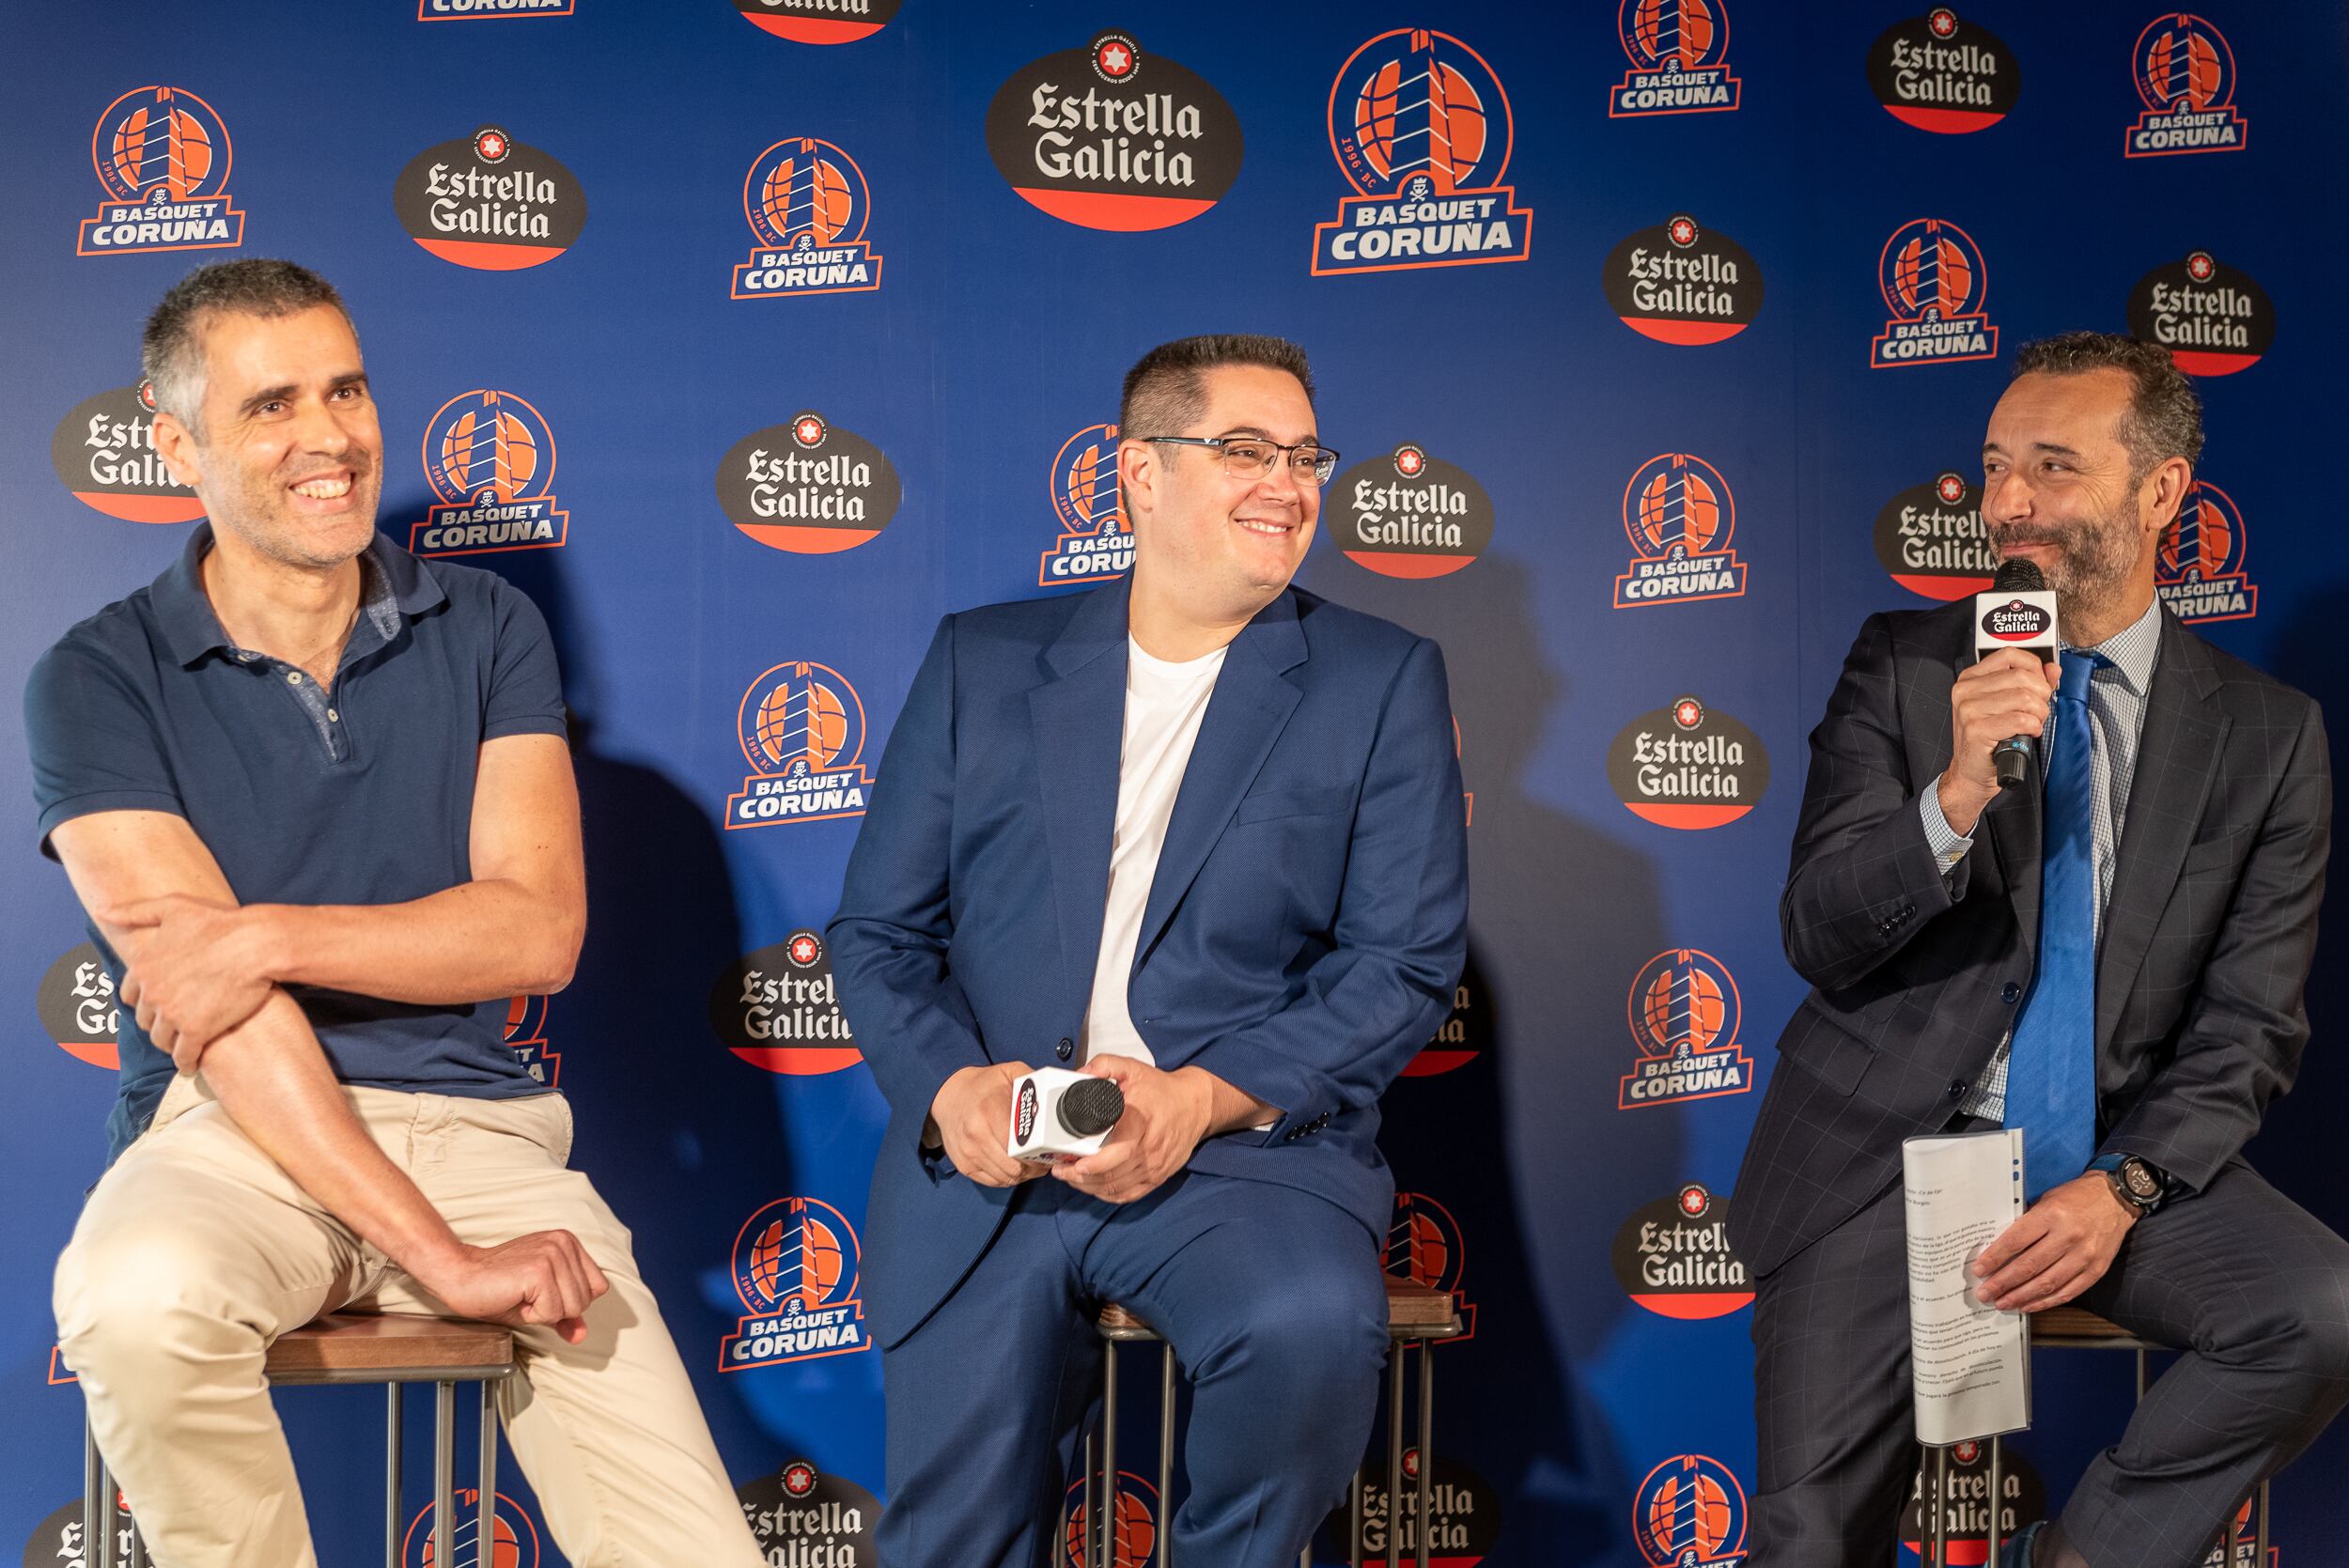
[1866, 9, 2020, 134]
[737, 1463, 881, 1560]
[1871, 217, 1999, 367]
[1330, 443, 1496, 579]
[2125, 14, 2248, 158]
[1610, 0, 1742, 116]
[1608, 698, 1769, 829]
[985, 31, 1244, 231]
[726, 661, 874, 830]
[1040, 423, 1133, 587]
[1632, 1454, 1749, 1568]
[730, 0, 900, 43]
[2155, 479, 2257, 625]
[1619, 948, 1752, 1110]
[1614, 453, 1749, 609]
[2127, 251, 2272, 376]
[1312, 29, 1531, 276]
[51, 380, 203, 523]
[709, 931, 862, 1075]
[411, 390, 568, 557]
[1980, 598, 2053, 644]
[1062, 1471, 1160, 1568]
[38, 943, 120, 1070]
[716, 411, 903, 552]
[394, 126, 586, 270]
[504, 995, 561, 1088]
[76, 86, 245, 256]
[1385, 1191, 1477, 1341]
[730, 138, 884, 299]
[1876, 472, 1994, 600]
[400, 1490, 543, 1568]
[1603, 215, 1762, 345]
[1613, 1184, 1752, 1317]
[722, 1197, 870, 1370]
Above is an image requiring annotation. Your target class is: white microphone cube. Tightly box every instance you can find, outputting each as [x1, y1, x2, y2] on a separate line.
[1007, 1066, 1126, 1163]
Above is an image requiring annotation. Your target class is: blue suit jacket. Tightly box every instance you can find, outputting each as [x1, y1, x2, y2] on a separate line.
[829, 580, 1470, 1347]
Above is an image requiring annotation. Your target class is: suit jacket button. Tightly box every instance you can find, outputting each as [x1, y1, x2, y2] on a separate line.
[1947, 1079, 1967, 1099]
[2001, 983, 2022, 1004]
[1056, 1038, 1074, 1061]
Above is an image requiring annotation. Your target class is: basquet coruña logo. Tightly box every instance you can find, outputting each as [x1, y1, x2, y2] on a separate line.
[985, 31, 1243, 231]
[23, 1491, 142, 1568]
[1872, 218, 1999, 368]
[2126, 14, 2248, 158]
[1613, 1184, 1752, 1317]
[726, 662, 873, 829]
[1040, 423, 1133, 587]
[420, 0, 571, 18]
[1632, 1454, 1749, 1568]
[722, 1197, 869, 1370]
[1614, 454, 1749, 609]
[732, 0, 900, 44]
[504, 995, 561, 1088]
[717, 412, 903, 552]
[1901, 1440, 2046, 1565]
[1866, 10, 2020, 134]
[2127, 252, 2273, 376]
[39, 943, 119, 1070]
[1321, 1449, 1503, 1567]
[411, 390, 568, 557]
[51, 380, 202, 523]
[2155, 479, 2257, 625]
[730, 138, 884, 299]
[1619, 949, 1753, 1110]
[1330, 444, 1496, 579]
[1875, 472, 1994, 599]
[1603, 215, 1762, 345]
[1404, 979, 1481, 1078]
[709, 931, 862, 1075]
[394, 126, 586, 270]
[1312, 29, 1531, 276]
[2199, 1498, 2281, 1568]
[1061, 1471, 1159, 1568]
[400, 1488, 542, 1568]
[737, 1461, 880, 1561]
[1610, 0, 1742, 117]
[76, 86, 245, 256]
[1608, 698, 1769, 829]
[1386, 1192, 1477, 1342]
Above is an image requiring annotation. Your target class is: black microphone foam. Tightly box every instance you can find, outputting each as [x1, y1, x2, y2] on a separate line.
[1992, 559, 2046, 593]
[1058, 1077, 1125, 1139]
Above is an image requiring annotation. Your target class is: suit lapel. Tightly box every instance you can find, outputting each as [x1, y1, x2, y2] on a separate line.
[1027, 582, 1130, 1023]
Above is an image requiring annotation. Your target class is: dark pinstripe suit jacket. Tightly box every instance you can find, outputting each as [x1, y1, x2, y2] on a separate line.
[1730, 598, 2332, 1281]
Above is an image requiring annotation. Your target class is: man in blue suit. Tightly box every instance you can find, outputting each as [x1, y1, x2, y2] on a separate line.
[829, 334, 1470, 1568]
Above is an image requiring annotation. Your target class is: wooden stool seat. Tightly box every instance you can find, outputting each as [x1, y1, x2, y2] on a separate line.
[1096, 1279, 1462, 1341]
[2029, 1306, 2155, 1350]
[264, 1312, 514, 1384]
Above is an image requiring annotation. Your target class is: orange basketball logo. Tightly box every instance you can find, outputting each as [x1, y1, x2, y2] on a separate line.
[1621, 949, 1753, 1109]
[77, 86, 245, 256]
[1616, 454, 1749, 609]
[400, 1490, 542, 1568]
[1040, 423, 1135, 587]
[1873, 218, 1999, 367]
[2127, 15, 2248, 155]
[1384, 1192, 1477, 1339]
[2154, 480, 2257, 625]
[1612, 0, 1741, 116]
[1062, 1473, 1159, 1568]
[412, 391, 569, 557]
[727, 662, 874, 829]
[732, 138, 884, 298]
[1632, 1455, 1747, 1566]
[723, 1197, 869, 1369]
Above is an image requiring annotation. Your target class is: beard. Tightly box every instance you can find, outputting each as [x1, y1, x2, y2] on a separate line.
[1989, 502, 2141, 625]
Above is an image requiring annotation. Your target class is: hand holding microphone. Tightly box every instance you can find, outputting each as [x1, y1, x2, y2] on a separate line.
[1937, 561, 2061, 837]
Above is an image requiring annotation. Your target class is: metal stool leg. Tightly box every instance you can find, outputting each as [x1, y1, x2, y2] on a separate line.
[478, 1377, 499, 1565]
[2255, 1478, 2270, 1564]
[1985, 1436, 2002, 1564]
[434, 1380, 456, 1568]
[1349, 1465, 1362, 1568]
[1101, 1345, 1119, 1568]
[1081, 1432, 1096, 1568]
[1157, 1344, 1174, 1568]
[1929, 1446, 1949, 1567]
[83, 1416, 109, 1568]
[385, 1385, 403, 1568]
[1385, 1349, 1404, 1568]
[1415, 1343, 1434, 1568]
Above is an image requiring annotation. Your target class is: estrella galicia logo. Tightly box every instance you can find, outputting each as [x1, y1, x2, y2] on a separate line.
[76, 86, 245, 256]
[708, 931, 861, 1075]
[1614, 453, 1749, 609]
[411, 390, 568, 557]
[1604, 215, 1762, 345]
[2126, 14, 2248, 157]
[731, 0, 900, 44]
[721, 1196, 869, 1370]
[394, 126, 586, 270]
[1613, 1184, 1752, 1318]
[985, 32, 1244, 231]
[1320, 1449, 1503, 1566]
[737, 1463, 881, 1560]
[1981, 598, 2051, 644]
[1866, 10, 2020, 134]
[2127, 252, 2273, 376]
[1330, 443, 1496, 578]
[1040, 423, 1133, 587]
[419, 0, 571, 18]
[730, 137, 884, 299]
[38, 943, 120, 1070]
[726, 661, 873, 829]
[400, 1488, 543, 1568]
[1404, 978, 1482, 1078]
[717, 411, 903, 552]
[1608, 698, 1770, 829]
[1312, 29, 1531, 276]
[1610, 0, 1742, 116]
[2155, 479, 2257, 624]
[1876, 472, 1994, 599]
[1061, 1471, 1159, 1568]
[1620, 949, 1753, 1110]
[1901, 1440, 2046, 1563]
[1385, 1191, 1477, 1342]
[52, 380, 202, 523]
[23, 1490, 142, 1568]
[504, 995, 561, 1088]
[1872, 217, 1999, 367]
[1632, 1454, 1749, 1568]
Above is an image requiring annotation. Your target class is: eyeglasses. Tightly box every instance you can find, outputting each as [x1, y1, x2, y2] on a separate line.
[1143, 435, 1341, 486]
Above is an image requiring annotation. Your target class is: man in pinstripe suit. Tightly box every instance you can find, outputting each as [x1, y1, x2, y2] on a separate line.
[1732, 333, 2349, 1568]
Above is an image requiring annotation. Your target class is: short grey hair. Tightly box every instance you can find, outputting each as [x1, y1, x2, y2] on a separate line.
[142, 259, 353, 433]
[2013, 331, 2204, 481]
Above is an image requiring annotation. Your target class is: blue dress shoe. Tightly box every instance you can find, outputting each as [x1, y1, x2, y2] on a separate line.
[1999, 1519, 2045, 1568]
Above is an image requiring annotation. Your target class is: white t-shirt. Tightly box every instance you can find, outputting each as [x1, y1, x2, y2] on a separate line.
[1079, 635, 1229, 1065]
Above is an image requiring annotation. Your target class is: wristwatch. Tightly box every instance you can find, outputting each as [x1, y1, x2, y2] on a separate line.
[2088, 1152, 2166, 1216]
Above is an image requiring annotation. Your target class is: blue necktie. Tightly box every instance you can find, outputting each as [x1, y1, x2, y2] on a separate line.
[2008, 648, 2100, 1202]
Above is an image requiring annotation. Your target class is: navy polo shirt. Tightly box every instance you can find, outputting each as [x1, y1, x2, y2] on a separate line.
[24, 524, 568, 1163]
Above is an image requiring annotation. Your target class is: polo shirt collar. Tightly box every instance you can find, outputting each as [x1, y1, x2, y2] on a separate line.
[153, 522, 446, 669]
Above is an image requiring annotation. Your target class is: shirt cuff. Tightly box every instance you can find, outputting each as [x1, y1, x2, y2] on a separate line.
[1919, 787, 1974, 873]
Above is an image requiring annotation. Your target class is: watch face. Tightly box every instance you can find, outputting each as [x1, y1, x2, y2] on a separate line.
[2123, 1160, 2161, 1200]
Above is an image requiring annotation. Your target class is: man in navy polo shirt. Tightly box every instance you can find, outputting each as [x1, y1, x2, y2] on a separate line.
[28, 260, 764, 1567]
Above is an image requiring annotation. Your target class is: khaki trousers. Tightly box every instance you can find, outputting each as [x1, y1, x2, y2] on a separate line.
[53, 1075, 765, 1568]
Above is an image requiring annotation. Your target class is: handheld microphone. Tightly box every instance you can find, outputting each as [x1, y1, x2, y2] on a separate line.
[1006, 1066, 1126, 1163]
[1973, 559, 2059, 790]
